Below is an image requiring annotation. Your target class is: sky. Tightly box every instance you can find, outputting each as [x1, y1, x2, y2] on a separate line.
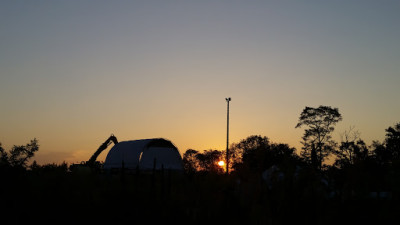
[1, 0, 399, 165]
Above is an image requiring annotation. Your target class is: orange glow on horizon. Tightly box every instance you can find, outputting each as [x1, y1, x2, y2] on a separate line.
[218, 160, 225, 167]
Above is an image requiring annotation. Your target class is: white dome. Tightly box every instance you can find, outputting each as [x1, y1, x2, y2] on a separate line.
[103, 138, 183, 171]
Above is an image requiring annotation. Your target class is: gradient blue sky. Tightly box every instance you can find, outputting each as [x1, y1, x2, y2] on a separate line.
[1, 0, 399, 164]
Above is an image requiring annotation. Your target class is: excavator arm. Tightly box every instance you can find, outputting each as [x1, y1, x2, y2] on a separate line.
[87, 134, 118, 167]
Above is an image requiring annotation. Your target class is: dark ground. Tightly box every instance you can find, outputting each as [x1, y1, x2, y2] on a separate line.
[1, 166, 399, 225]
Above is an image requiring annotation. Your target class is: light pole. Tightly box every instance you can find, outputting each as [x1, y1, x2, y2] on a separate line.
[225, 97, 231, 174]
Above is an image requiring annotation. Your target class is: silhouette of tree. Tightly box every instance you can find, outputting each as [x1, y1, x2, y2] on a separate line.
[224, 143, 242, 172]
[231, 135, 270, 173]
[371, 141, 388, 165]
[41, 161, 69, 172]
[30, 160, 40, 170]
[0, 142, 9, 167]
[230, 135, 299, 174]
[195, 150, 224, 173]
[182, 149, 199, 173]
[295, 106, 342, 170]
[268, 143, 299, 167]
[385, 122, 400, 161]
[372, 122, 400, 164]
[182, 149, 224, 173]
[334, 127, 369, 168]
[0, 139, 39, 168]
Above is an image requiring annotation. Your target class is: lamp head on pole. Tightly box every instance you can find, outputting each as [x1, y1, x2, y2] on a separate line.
[226, 97, 231, 102]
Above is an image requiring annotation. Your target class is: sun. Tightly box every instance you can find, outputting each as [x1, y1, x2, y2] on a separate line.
[218, 160, 225, 167]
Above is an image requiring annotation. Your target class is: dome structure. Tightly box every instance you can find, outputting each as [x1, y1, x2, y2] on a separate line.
[103, 138, 183, 171]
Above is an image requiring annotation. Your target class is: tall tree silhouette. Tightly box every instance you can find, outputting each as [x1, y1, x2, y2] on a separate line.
[296, 106, 342, 170]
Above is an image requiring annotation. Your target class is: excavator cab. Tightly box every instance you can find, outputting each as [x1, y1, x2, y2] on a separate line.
[70, 134, 118, 172]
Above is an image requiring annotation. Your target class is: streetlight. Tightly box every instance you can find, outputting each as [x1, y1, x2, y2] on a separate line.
[225, 97, 231, 174]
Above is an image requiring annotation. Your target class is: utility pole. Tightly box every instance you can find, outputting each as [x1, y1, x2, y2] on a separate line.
[225, 97, 231, 174]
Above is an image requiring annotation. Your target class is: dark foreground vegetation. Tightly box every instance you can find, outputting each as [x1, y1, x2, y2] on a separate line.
[1, 163, 400, 225]
[1, 106, 400, 225]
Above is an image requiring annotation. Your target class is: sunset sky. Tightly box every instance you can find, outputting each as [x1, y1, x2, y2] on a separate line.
[1, 1, 399, 165]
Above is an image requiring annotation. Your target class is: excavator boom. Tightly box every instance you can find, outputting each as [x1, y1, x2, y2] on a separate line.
[87, 134, 118, 167]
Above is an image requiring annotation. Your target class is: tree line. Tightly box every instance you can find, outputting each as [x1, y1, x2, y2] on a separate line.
[1, 105, 399, 175]
[182, 105, 400, 175]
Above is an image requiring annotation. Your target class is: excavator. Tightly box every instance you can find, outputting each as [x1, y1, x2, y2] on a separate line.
[70, 134, 118, 171]
[86, 134, 118, 167]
